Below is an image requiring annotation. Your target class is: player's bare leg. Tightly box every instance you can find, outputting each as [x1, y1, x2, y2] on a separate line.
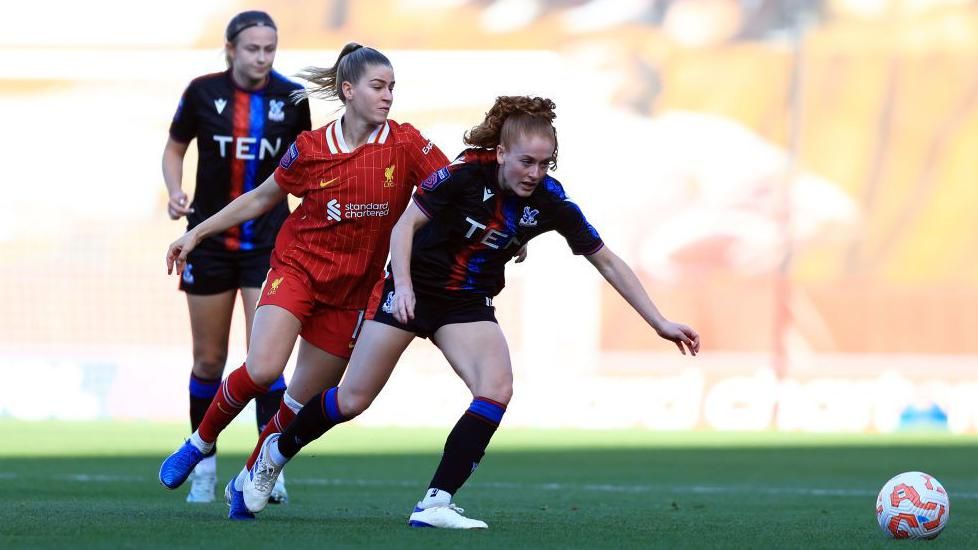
[242, 339, 349, 508]
[239, 287, 288, 502]
[243, 321, 413, 512]
[161, 305, 300, 490]
[407, 321, 512, 529]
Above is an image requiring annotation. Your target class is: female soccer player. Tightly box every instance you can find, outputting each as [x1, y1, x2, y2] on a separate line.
[162, 10, 309, 504]
[242, 96, 701, 528]
[158, 43, 451, 520]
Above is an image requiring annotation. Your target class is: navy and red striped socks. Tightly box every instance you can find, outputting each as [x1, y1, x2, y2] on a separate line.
[276, 387, 348, 459]
[425, 397, 506, 499]
[255, 375, 287, 433]
[188, 373, 220, 433]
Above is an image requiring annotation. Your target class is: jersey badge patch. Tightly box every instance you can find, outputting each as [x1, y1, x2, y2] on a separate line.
[280, 142, 299, 170]
[266, 276, 284, 296]
[519, 207, 540, 227]
[420, 167, 451, 191]
[268, 100, 285, 122]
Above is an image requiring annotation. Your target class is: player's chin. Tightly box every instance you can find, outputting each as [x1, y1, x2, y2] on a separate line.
[514, 182, 537, 196]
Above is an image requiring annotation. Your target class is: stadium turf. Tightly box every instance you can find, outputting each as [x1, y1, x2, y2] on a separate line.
[0, 420, 975, 548]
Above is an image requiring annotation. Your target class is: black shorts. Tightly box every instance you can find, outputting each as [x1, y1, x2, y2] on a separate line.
[178, 247, 272, 295]
[370, 278, 497, 339]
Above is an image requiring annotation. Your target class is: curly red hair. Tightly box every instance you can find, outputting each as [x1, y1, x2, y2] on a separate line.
[464, 96, 558, 167]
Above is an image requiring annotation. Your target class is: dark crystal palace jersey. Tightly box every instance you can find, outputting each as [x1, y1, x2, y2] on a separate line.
[170, 70, 311, 252]
[407, 149, 604, 298]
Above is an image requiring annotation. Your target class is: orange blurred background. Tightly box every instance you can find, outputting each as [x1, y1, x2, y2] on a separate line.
[2, 0, 977, 430]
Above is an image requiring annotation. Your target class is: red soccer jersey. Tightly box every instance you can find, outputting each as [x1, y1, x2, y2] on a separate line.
[271, 118, 449, 309]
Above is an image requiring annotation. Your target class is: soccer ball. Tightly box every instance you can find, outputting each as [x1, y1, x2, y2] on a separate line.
[876, 471, 949, 539]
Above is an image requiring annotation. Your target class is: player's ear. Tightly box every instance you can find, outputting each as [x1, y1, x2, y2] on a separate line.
[341, 80, 354, 102]
[496, 144, 506, 164]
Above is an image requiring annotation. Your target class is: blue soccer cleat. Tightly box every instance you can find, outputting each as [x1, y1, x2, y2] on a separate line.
[225, 479, 256, 521]
[159, 440, 208, 489]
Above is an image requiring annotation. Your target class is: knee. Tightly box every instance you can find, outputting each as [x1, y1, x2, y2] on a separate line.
[336, 387, 375, 419]
[244, 361, 284, 387]
[192, 354, 227, 379]
[244, 346, 290, 387]
[477, 377, 513, 406]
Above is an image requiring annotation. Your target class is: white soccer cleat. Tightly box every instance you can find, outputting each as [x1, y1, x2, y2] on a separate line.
[243, 433, 285, 513]
[408, 503, 488, 529]
[269, 471, 288, 504]
[185, 465, 216, 503]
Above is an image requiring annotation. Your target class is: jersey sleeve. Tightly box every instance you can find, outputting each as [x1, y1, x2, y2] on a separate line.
[551, 185, 604, 255]
[400, 123, 454, 218]
[168, 82, 198, 143]
[402, 123, 451, 187]
[412, 163, 461, 219]
[273, 131, 314, 197]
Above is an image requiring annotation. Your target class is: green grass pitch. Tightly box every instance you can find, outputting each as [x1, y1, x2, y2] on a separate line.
[1, 420, 975, 548]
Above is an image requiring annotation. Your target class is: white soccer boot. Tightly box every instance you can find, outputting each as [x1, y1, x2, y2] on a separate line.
[268, 471, 289, 504]
[408, 502, 488, 529]
[243, 434, 286, 513]
[185, 456, 217, 503]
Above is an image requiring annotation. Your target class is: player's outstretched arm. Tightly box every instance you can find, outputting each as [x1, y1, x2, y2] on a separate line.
[585, 246, 700, 356]
[165, 175, 287, 276]
[388, 202, 432, 323]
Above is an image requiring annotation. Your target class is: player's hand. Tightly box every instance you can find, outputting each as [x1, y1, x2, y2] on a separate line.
[391, 286, 416, 324]
[656, 321, 700, 356]
[166, 231, 199, 276]
[167, 191, 194, 220]
[514, 244, 528, 263]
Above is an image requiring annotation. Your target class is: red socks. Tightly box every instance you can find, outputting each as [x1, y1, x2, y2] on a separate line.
[197, 364, 267, 443]
[246, 399, 297, 469]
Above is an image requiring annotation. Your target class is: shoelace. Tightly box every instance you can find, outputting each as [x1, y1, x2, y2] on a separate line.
[447, 503, 465, 514]
[253, 458, 279, 494]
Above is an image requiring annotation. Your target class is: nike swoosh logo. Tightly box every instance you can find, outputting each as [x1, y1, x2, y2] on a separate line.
[320, 177, 339, 188]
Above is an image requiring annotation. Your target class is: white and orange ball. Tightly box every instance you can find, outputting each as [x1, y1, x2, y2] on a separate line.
[876, 472, 949, 539]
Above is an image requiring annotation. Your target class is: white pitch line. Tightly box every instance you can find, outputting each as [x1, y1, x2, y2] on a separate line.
[57, 473, 145, 482]
[3, 473, 977, 500]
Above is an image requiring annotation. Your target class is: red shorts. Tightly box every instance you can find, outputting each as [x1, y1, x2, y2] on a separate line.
[257, 267, 367, 359]
[363, 275, 387, 322]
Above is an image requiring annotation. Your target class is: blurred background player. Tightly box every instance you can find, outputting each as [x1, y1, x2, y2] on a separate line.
[159, 43, 452, 520]
[162, 10, 310, 504]
[242, 96, 700, 528]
